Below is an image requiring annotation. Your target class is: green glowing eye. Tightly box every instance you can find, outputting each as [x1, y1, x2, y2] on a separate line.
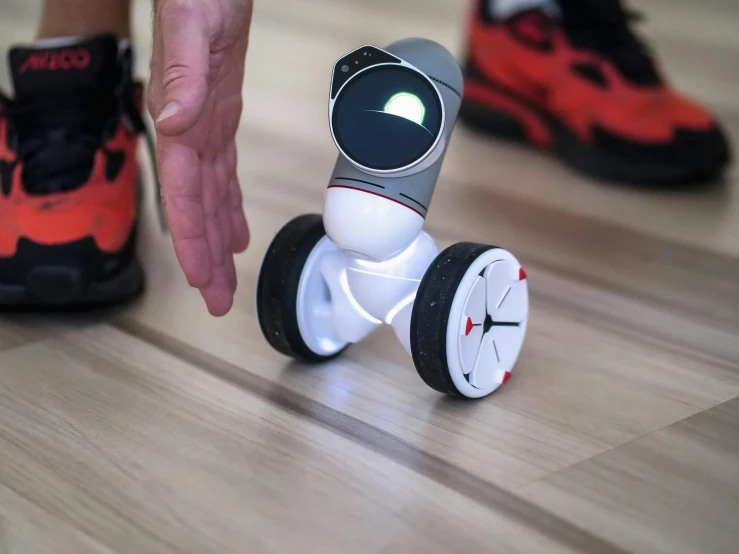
[383, 92, 426, 125]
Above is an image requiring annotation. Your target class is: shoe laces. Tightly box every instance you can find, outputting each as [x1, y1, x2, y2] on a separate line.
[560, 0, 661, 86]
[8, 90, 115, 189]
[0, 48, 166, 231]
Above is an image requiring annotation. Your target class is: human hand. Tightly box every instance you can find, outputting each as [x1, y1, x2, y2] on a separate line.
[147, 0, 252, 316]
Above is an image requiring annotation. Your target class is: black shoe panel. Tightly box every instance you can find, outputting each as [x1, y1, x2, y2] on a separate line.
[0, 230, 137, 286]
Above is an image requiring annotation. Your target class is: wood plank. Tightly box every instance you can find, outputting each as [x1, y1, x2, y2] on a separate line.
[522, 397, 739, 554]
[0, 329, 619, 554]
[0, 317, 53, 352]
[0, 483, 112, 554]
[117, 200, 739, 489]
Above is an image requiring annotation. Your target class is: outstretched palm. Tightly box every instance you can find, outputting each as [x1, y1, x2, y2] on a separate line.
[148, 0, 252, 315]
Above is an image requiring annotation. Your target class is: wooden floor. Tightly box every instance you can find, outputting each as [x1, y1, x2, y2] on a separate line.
[2, 0, 739, 552]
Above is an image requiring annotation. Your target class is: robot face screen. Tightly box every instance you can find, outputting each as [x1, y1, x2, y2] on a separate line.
[332, 65, 443, 171]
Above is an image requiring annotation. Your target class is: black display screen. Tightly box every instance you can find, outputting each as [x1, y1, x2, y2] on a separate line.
[332, 65, 443, 171]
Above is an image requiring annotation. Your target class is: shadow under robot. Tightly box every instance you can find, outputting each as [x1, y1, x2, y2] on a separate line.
[257, 39, 529, 399]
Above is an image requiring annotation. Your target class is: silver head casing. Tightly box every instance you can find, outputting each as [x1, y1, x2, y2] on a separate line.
[324, 38, 463, 261]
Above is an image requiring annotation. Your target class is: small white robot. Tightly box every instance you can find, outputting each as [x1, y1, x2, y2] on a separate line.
[256, 39, 529, 398]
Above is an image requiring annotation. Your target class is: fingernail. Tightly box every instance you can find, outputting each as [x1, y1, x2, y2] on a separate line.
[156, 101, 180, 123]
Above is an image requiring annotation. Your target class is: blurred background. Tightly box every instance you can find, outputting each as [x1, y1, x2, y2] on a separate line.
[0, 0, 738, 553]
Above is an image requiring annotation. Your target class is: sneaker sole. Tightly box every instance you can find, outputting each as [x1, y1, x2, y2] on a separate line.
[460, 80, 728, 187]
[0, 258, 144, 308]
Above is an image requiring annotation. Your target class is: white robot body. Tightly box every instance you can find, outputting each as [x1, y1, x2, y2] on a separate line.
[313, 230, 438, 355]
[323, 186, 424, 262]
[345, 230, 439, 320]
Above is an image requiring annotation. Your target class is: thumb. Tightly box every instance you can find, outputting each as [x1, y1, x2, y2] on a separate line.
[154, 0, 210, 136]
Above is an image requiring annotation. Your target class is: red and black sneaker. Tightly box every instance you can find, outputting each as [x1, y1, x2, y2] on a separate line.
[459, 0, 732, 186]
[0, 35, 154, 306]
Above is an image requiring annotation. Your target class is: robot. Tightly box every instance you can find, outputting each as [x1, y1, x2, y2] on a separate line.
[256, 39, 529, 399]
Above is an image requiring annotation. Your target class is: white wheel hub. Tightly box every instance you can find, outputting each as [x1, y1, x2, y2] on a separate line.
[296, 237, 349, 357]
[447, 249, 528, 398]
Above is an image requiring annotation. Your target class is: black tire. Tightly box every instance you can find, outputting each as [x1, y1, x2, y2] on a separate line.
[256, 214, 347, 363]
[410, 242, 497, 395]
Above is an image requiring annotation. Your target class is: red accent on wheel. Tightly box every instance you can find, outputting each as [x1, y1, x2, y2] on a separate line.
[465, 316, 474, 336]
[518, 268, 527, 280]
[501, 371, 512, 384]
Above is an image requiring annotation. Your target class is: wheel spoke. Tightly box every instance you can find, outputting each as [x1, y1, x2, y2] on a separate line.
[468, 333, 499, 389]
[468, 326, 522, 390]
[484, 261, 528, 323]
[488, 326, 524, 369]
[459, 276, 486, 374]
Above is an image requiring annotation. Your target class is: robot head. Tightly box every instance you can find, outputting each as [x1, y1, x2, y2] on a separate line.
[328, 45, 446, 177]
[323, 40, 462, 262]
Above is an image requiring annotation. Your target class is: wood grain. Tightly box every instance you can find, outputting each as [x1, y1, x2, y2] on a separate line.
[523, 398, 739, 554]
[1, 0, 739, 553]
[0, 330, 609, 554]
[0, 483, 112, 554]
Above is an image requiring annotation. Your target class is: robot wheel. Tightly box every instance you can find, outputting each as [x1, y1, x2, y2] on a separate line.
[256, 214, 349, 362]
[257, 216, 529, 399]
[410, 243, 529, 399]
